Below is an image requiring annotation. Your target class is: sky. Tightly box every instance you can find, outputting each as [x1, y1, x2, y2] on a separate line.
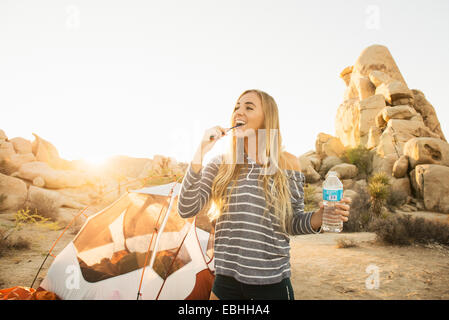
[1, 0, 448, 165]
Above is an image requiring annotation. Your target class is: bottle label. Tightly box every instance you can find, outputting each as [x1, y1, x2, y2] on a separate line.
[323, 189, 343, 202]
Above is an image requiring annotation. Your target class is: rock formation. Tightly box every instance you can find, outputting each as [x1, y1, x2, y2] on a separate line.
[302, 44, 448, 213]
[0, 130, 187, 221]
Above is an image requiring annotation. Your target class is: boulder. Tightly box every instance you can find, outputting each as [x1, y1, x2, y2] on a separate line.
[354, 179, 368, 193]
[372, 152, 398, 177]
[0, 141, 15, 160]
[368, 70, 392, 87]
[328, 163, 358, 180]
[375, 81, 413, 105]
[315, 133, 345, 158]
[411, 89, 446, 142]
[389, 176, 412, 205]
[411, 165, 449, 213]
[0, 172, 28, 211]
[9, 137, 33, 154]
[27, 186, 85, 212]
[319, 156, 344, 178]
[375, 109, 387, 129]
[376, 119, 440, 157]
[340, 66, 353, 86]
[335, 99, 360, 147]
[353, 44, 408, 85]
[9, 153, 36, 172]
[0, 138, 35, 174]
[403, 137, 449, 168]
[18, 161, 90, 189]
[0, 129, 7, 143]
[392, 155, 409, 178]
[349, 73, 376, 100]
[335, 95, 386, 148]
[32, 176, 46, 188]
[367, 126, 382, 150]
[342, 179, 355, 190]
[31, 133, 71, 170]
[298, 155, 321, 183]
[391, 97, 414, 106]
[409, 168, 419, 198]
[382, 105, 417, 122]
[300, 151, 321, 172]
[343, 189, 359, 204]
[358, 95, 387, 144]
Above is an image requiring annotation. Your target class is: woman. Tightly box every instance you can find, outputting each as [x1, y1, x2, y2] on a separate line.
[177, 89, 351, 300]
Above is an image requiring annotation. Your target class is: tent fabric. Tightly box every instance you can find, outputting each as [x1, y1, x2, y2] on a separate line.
[39, 182, 215, 300]
[0, 286, 59, 300]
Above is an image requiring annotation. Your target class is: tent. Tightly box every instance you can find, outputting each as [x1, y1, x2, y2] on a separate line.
[38, 182, 215, 300]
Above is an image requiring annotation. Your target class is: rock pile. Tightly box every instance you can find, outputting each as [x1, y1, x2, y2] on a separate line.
[300, 44, 448, 214]
[0, 130, 186, 221]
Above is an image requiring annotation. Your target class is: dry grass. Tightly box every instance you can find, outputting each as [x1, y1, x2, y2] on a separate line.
[14, 208, 62, 231]
[26, 193, 59, 221]
[0, 228, 31, 257]
[336, 237, 358, 248]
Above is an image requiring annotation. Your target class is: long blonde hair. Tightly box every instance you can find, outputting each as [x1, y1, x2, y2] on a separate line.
[206, 89, 296, 235]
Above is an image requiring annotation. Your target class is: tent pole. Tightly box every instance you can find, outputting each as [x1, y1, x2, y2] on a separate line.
[30, 206, 89, 289]
[136, 183, 177, 300]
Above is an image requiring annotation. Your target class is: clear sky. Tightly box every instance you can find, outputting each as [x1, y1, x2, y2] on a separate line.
[1, 0, 448, 165]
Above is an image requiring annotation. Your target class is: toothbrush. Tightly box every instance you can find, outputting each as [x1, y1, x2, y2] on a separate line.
[209, 123, 244, 141]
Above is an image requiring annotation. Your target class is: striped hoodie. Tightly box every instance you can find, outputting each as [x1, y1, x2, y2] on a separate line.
[177, 153, 321, 285]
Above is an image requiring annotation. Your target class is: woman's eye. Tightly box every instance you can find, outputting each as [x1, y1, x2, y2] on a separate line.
[234, 106, 253, 111]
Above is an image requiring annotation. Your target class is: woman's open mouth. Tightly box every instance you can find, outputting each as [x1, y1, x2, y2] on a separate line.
[234, 120, 246, 128]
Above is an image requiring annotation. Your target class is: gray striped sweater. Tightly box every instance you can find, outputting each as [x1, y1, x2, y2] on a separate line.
[177, 153, 320, 285]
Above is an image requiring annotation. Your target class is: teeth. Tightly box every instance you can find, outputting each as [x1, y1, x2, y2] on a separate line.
[235, 120, 246, 125]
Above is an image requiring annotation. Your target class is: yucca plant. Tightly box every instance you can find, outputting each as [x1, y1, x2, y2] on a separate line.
[368, 172, 391, 217]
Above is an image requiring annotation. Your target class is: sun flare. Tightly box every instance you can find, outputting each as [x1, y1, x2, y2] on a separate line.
[82, 155, 108, 167]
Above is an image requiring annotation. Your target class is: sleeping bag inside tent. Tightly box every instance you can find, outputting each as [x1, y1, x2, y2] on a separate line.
[39, 182, 215, 300]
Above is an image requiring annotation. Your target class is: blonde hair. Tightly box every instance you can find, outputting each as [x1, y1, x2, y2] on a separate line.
[206, 89, 296, 234]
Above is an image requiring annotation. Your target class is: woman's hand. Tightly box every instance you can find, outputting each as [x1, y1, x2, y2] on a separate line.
[311, 197, 351, 232]
[335, 197, 351, 222]
[200, 126, 227, 155]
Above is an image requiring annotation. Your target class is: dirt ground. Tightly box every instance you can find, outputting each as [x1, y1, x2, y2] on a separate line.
[1, 208, 448, 300]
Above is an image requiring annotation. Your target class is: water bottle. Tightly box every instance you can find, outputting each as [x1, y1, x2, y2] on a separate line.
[322, 171, 343, 232]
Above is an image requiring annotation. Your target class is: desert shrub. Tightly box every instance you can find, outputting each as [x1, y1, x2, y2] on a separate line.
[143, 167, 185, 187]
[368, 172, 391, 217]
[336, 237, 358, 248]
[0, 228, 31, 257]
[342, 186, 372, 232]
[369, 214, 449, 246]
[304, 183, 319, 212]
[341, 145, 372, 177]
[26, 193, 59, 221]
[14, 208, 61, 231]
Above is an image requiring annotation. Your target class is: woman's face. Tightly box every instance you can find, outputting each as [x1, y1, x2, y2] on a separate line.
[232, 92, 265, 138]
